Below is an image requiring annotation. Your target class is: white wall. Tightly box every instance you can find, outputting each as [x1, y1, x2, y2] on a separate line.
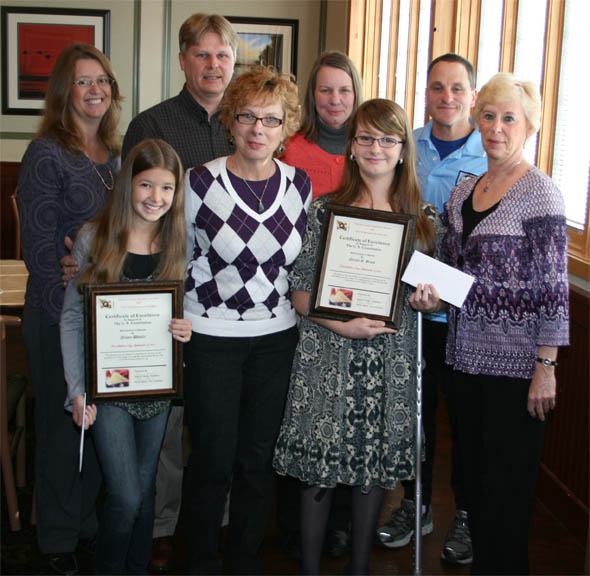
[0, 0, 135, 160]
[0, 0, 349, 161]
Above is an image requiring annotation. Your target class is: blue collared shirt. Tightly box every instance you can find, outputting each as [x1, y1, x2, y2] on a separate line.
[414, 121, 488, 322]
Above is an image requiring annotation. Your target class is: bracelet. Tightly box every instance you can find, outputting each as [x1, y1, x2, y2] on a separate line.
[536, 357, 558, 367]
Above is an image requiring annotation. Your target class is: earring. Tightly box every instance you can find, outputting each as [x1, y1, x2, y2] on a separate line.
[278, 143, 285, 154]
[229, 136, 235, 146]
[350, 153, 356, 162]
[398, 157, 404, 165]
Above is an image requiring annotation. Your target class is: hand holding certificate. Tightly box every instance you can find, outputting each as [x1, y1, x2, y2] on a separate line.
[308, 204, 415, 328]
[84, 281, 184, 403]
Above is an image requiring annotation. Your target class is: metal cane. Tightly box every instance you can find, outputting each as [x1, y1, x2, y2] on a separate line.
[414, 310, 423, 576]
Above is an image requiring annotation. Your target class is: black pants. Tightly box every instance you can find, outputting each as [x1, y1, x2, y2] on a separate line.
[183, 327, 298, 575]
[454, 371, 545, 574]
[402, 319, 464, 509]
[22, 306, 101, 554]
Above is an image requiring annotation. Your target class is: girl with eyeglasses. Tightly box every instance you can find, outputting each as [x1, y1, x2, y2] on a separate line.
[17, 43, 121, 575]
[273, 99, 443, 575]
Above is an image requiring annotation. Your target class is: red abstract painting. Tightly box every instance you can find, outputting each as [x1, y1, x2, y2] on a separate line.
[18, 23, 95, 99]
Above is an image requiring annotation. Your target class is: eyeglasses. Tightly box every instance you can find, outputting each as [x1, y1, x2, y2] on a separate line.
[234, 113, 283, 128]
[353, 135, 404, 148]
[73, 76, 114, 88]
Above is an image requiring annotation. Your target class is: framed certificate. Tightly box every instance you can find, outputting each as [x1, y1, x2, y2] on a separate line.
[309, 204, 415, 328]
[84, 281, 183, 403]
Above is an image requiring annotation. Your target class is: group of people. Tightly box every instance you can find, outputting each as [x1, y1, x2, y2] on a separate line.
[16, 10, 569, 576]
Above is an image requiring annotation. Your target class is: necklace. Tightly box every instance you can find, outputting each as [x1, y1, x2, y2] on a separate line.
[483, 159, 522, 193]
[241, 175, 271, 213]
[90, 161, 114, 191]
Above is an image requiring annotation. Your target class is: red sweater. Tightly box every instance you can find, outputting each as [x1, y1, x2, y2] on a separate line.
[282, 132, 345, 199]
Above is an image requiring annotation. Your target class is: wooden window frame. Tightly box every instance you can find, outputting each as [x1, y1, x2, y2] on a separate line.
[348, 0, 590, 279]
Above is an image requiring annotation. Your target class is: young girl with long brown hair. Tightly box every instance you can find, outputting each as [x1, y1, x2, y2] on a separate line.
[60, 139, 191, 574]
[274, 99, 442, 575]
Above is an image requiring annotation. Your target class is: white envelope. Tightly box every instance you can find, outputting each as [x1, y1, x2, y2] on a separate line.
[401, 250, 475, 308]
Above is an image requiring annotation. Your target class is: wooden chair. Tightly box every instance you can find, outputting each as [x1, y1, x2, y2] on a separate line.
[0, 315, 27, 531]
[10, 187, 20, 259]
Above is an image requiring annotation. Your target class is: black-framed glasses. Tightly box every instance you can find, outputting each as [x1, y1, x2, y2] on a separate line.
[353, 135, 404, 148]
[73, 76, 114, 88]
[234, 113, 283, 128]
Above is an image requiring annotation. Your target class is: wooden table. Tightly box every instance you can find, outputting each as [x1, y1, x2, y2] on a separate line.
[0, 260, 28, 309]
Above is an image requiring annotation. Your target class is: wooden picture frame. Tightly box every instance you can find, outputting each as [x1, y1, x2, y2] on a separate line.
[309, 204, 415, 329]
[84, 281, 183, 403]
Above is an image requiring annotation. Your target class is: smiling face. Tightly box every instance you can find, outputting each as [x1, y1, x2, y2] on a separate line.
[351, 122, 404, 183]
[314, 65, 355, 129]
[69, 58, 112, 128]
[426, 61, 476, 138]
[179, 31, 235, 106]
[232, 99, 285, 165]
[478, 99, 532, 165]
[131, 168, 176, 227]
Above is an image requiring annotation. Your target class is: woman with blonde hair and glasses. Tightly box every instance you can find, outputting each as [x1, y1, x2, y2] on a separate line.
[274, 99, 443, 575]
[17, 43, 121, 575]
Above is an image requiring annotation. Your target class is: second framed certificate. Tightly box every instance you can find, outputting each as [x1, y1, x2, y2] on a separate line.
[84, 281, 184, 403]
[309, 204, 415, 328]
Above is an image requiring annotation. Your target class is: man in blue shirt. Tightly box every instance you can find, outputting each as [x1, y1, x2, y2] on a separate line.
[378, 53, 487, 566]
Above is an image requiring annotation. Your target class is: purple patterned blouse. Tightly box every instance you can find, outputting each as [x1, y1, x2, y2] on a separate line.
[441, 167, 569, 379]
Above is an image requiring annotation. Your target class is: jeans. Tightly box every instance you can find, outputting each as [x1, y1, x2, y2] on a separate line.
[184, 326, 299, 574]
[92, 404, 170, 574]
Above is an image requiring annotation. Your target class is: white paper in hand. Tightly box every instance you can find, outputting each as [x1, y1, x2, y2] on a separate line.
[79, 393, 86, 473]
[401, 251, 475, 308]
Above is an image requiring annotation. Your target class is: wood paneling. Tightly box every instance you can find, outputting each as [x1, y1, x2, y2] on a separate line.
[1, 162, 20, 260]
[538, 284, 589, 546]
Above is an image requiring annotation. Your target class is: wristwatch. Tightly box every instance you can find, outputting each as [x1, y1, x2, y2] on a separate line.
[536, 357, 558, 367]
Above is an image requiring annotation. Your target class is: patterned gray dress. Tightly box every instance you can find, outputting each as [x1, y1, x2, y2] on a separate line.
[273, 194, 443, 493]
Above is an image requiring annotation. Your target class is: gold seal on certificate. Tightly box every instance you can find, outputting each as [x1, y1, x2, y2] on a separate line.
[309, 204, 415, 328]
[83, 281, 184, 403]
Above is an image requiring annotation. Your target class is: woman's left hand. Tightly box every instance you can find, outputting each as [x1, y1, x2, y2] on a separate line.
[169, 318, 192, 343]
[409, 283, 443, 313]
[527, 364, 557, 421]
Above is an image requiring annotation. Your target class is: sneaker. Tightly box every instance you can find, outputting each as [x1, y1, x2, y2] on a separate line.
[441, 509, 473, 565]
[377, 498, 433, 549]
[45, 553, 78, 575]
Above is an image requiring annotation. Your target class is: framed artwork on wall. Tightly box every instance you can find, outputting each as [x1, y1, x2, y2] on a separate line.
[227, 16, 298, 78]
[1, 6, 110, 115]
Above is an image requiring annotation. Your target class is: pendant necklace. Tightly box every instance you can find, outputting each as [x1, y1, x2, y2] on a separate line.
[241, 175, 271, 213]
[88, 157, 114, 191]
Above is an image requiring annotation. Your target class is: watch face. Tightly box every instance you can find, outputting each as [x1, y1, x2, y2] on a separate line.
[542, 359, 551, 366]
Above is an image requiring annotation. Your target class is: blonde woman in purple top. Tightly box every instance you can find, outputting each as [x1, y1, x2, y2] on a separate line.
[410, 73, 569, 574]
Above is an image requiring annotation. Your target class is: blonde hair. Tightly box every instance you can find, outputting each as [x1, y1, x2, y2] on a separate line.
[472, 72, 541, 134]
[220, 65, 300, 153]
[333, 99, 435, 254]
[38, 43, 122, 155]
[78, 139, 186, 286]
[179, 13, 238, 56]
